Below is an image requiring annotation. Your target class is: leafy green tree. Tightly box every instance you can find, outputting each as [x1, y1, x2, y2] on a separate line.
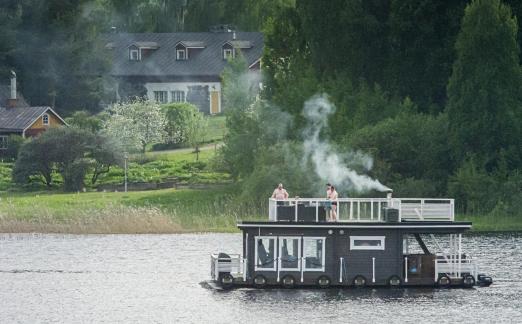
[3, 0, 111, 113]
[65, 111, 106, 133]
[185, 111, 208, 161]
[221, 53, 261, 179]
[387, 0, 467, 111]
[162, 102, 201, 145]
[13, 137, 55, 187]
[12, 127, 123, 191]
[346, 112, 452, 195]
[103, 99, 167, 153]
[447, 0, 522, 170]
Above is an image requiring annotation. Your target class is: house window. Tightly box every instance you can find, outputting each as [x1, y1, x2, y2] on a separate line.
[350, 236, 385, 251]
[303, 237, 326, 271]
[129, 49, 140, 61]
[223, 48, 234, 60]
[153, 91, 168, 103]
[171, 91, 185, 102]
[42, 114, 49, 125]
[278, 237, 301, 271]
[176, 49, 187, 60]
[0, 136, 8, 150]
[255, 236, 276, 271]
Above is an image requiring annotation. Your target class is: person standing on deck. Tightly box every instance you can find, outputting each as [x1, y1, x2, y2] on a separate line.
[326, 183, 339, 221]
[272, 183, 289, 204]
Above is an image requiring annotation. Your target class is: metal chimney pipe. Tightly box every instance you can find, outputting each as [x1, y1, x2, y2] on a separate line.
[10, 71, 16, 100]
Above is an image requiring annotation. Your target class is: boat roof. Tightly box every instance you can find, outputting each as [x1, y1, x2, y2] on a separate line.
[237, 220, 472, 232]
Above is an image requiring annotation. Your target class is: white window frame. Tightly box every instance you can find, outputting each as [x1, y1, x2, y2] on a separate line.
[278, 236, 301, 271]
[223, 48, 233, 59]
[153, 91, 168, 103]
[0, 135, 8, 150]
[176, 49, 187, 60]
[42, 113, 50, 125]
[129, 49, 140, 61]
[350, 236, 385, 250]
[171, 90, 185, 103]
[303, 236, 326, 272]
[254, 236, 277, 271]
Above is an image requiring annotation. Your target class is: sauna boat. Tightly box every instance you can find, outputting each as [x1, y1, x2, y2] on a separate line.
[209, 193, 493, 289]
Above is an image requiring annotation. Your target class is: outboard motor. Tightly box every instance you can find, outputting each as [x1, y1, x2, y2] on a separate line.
[216, 253, 234, 289]
[477, 274, 493, 287]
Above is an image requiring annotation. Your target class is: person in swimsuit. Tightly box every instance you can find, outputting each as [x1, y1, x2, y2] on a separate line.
[326, 183, 338, 221]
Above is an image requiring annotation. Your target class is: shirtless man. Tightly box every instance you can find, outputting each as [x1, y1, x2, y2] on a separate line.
[326, 183, 338, 221]
[272, 183, 289, 201]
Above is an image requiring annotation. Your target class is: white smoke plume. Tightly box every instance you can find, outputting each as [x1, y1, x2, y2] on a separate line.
[302, 94, 391, 193]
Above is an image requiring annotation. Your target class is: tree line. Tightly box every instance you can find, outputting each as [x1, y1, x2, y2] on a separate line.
[222, 0, 522, 217]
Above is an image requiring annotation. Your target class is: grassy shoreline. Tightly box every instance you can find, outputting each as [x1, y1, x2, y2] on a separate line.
[0, 188, 521, 234]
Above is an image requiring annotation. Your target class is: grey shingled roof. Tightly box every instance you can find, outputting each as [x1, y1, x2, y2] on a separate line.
[0, 85, 29, 108]
[106, 32, 263, 77]
[0, 106, 51, 131]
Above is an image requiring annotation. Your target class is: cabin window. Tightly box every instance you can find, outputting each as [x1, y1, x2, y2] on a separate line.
[223, 48, 234, 60]
[130, 49, 140, 61]
[171, 90, 185, 102]
[303, 237, 326, 271]
[176, 49, 187, 60]
[0, 136, 8, 150]
[255, 236, 276, 271]
[278, 237, 301, 270]
[350, 236, 385, 250]
[153, 91, 168, 103]
[42, 114, 49, 125]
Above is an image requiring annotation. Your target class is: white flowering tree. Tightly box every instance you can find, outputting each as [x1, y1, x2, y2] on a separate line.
[103, 99, 167, 153]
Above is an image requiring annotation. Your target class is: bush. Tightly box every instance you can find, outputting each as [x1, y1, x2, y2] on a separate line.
[13, 127, 123, 191]
[1, 135, 25, 161]
[162, 102, 201, 146]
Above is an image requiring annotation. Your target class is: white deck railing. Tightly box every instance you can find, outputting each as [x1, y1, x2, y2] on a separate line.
[434, 257, 478, 280]
[268, 198, 454, 222]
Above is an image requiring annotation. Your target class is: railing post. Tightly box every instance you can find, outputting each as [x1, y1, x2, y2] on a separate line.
[404, 256, 408, 283]
[357, 201, 361, 221]
[378, 202, 381, 221]
[372, 257, 376, 283]
[458, 234, 462, 278]
[371, 199, 374, 221]
[339, 258, 342, 283]
[350, 201, 353, 220]
[315, 201, 319, 223]
[434, 259, 438, 282]
[295, 199, 298, 222]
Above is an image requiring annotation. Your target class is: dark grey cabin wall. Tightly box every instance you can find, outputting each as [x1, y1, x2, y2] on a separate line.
[243, 227, 405, 285]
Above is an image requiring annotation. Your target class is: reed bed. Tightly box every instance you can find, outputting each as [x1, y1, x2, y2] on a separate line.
[0, 188, 265, 234]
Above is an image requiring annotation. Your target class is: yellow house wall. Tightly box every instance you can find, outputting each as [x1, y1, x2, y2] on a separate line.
[27, 112, 64, 130]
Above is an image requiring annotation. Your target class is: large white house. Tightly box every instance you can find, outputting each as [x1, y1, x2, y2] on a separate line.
[106, 30, 263, 114]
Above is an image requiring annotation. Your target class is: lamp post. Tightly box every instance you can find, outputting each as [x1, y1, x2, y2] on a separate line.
[124, 151, 128, 193]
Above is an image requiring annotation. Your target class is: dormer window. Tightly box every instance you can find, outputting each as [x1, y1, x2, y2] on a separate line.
[129, 48, 140, 61]
[176, 49, 187, 60]
[223, 48, 234, 60]
[42, 113, 49, 125]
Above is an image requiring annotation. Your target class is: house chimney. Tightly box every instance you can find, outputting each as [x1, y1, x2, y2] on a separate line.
[7, 71, 17, 108]
[386, 189, 393, 199]
[232, 31, 236, 40]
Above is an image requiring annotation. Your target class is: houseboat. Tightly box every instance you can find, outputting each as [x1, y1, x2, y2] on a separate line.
[209, 192, 493, 289]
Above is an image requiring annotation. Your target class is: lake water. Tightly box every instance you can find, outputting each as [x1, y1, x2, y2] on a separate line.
[0, 233, 521, 323]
